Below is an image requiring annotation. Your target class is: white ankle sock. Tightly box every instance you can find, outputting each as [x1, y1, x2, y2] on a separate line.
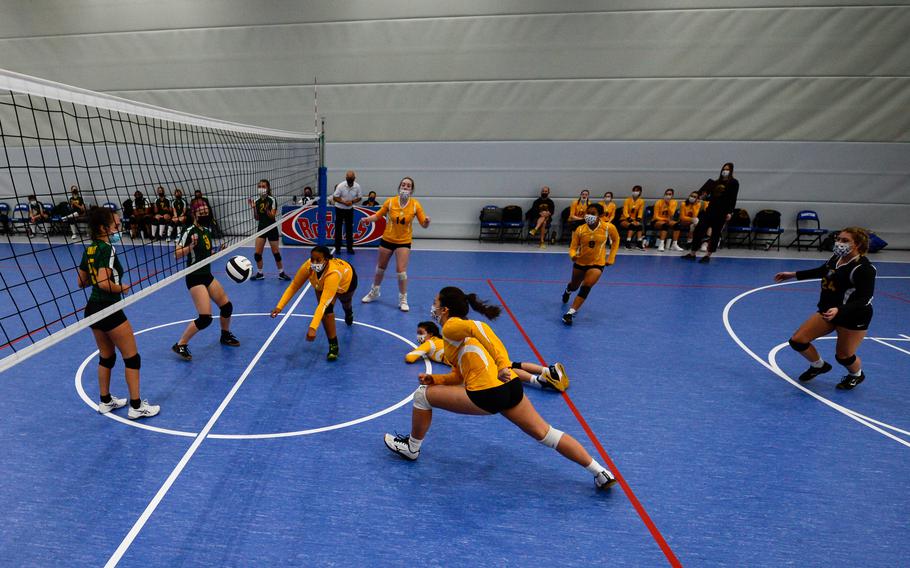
[585, 459, 605, 475]
[527, 374, 543, 389]
[810, 358, 825, 368]
[408, 436, 423, 451]
[568, 308, 577, 315]
[849, 368, 862, 377]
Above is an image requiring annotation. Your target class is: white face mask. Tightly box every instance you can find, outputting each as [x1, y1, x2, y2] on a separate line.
[664, 195, 673, 200]
[416, 334, 427, 344]
[632, 191, 641, 198]
[584, 214, 598, 225]
[687, 197, 696, 204]
[603, 196, 612, 203]
[721, 170, 731, 177]
[833, 242, 853, 258]
[430, 305, 442, 323]
[258, 187, 267, 195]
[399, 189, 411, 200]
[311, 261, 325, 273]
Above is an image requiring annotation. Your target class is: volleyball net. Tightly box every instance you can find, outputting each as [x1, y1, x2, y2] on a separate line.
[0, 68, 319, 372]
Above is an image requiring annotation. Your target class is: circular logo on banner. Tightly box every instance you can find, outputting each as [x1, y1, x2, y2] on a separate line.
[281, 205, 386, 246]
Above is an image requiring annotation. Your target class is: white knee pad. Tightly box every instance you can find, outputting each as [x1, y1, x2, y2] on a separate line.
[538, 426, 564, 449]
[397, 271, 407, 281]
[412, 384, 432, 410]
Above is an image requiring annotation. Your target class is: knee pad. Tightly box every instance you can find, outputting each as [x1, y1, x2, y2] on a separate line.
[788, 338, 810, 352]
[123, 353, 141, 370]
[273, 252, 282, 263]
[397, 272, 407, 281]
[578, 285, 592, 299]
[253, 252, 263, 263]
[98, 354, 116, 369]
[413, 385, 432, 410]
[219, 302, 233, 319]
[835, 353, 857, 367]
[538, 426, 564, 449]
[194, 314, 213, 330]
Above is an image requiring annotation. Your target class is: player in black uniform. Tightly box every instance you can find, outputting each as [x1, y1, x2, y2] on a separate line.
[171, 188, 189, 242]
[151, 186, 172, 241]
[775, 227, 876, 390]
[248, 179, 290, 281]
[682, 162, 740, 263]
[172, 201, 240, 360]
[77, 206, 159, 419]
[64, 185, 87, 240]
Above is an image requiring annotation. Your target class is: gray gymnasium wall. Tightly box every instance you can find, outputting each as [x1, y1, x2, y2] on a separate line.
[1, 1, 908, 246]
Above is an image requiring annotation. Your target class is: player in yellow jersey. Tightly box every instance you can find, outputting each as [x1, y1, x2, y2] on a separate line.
[599, 191, 617, 224]
[651, 188, 679, 252]
[361, 176, 431, 312]
[619, 185, 645, 250]
[383, 286, 616, 490]
[404, 320, 570, 391]
[271, 245, 358, 361]
[562, 203, 619, 325]
[675, 191, 702, 250]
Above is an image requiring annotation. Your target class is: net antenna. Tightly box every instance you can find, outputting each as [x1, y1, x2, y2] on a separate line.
[0, 68, 318, 373]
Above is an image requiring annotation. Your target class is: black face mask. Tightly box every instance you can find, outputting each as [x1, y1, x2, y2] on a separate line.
[175, 194, 182, 200]
[197, 215, 211, 226]
[195, 194, 203, 200]
[346, 178, 355, 186]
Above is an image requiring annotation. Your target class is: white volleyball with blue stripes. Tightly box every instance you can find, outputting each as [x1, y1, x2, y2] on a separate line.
[226, 255, 253, 283]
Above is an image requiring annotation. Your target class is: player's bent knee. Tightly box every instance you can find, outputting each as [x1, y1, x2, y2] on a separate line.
[397, 271, 407, 281]
[219, 302, 233, 319]
[413, 385, 432, 410]
[835, 353, 856, 367]
[98, 354, 116, 369]
[195, 314, 213, 330]
[788, 338, 810, 352]
[538, 426, 564, 449]
[578, 285, 592, 299]
[123, 353, 141, 369]
[253, 252, 263, 262]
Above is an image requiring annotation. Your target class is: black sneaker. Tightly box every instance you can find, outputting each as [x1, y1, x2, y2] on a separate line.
[836, 372, 865, 390]
[344, 308, 354, 326]
[327, 343, 339, 361]
[798, 361, 832, 382]
[278, 272, 291, 281]
[698, 255, 711, 264]
[561, 290, 571, 304]
[624, 242, 632, 250]
[172, 343, 192, 361]
[251, 273, 265, 281]
[562, 312, 573, 326]
[220, 331, 240, 347]
[681, 253, 696, 261]
[637, 241, 645, 251]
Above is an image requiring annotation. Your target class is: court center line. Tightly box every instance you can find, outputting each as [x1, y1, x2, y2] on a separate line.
[485, 279, 682, 568]
[103, 283, 312, 567]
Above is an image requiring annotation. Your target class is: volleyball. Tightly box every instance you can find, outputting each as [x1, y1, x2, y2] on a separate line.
[226, 255, 253, 283]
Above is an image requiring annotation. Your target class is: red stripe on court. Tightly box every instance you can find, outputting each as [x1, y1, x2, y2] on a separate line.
[487, 279, 682, 568]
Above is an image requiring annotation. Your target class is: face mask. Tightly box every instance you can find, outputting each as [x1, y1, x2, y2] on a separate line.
[688, 197, 696, 204]
[664, 194, 673, 200]
[175, 194, 182, 200]
[833, 242, 853, 258]
[399, 189, 411, 199]
[541, 193, 548, 198]
[603, 196, 612, 203]
[109, 231, 122, 244]
[311, 261, 325, 273]
[632, 191, 641, 198]
[721, 170, 730, 177]
[258, 187, 267, 196]
[158, 192, 165, 198]
[198, 215, 211, 226]
[346, 178, 355, 187]
[430, 305, 442, 323]
[584, 214, 598, 225]
[195, 194, 202, 200]
[416, 334, 427, 344]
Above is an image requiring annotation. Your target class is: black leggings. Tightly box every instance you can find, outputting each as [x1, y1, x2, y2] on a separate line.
[690, 214, 727, 253]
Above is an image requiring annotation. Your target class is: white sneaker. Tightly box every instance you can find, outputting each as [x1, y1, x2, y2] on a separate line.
[399, 294, 410, 312]
[700, 242, 708, 252]
[384, 433, 419, 460]
[97, 395, 127, 414]
[671, 242, 684, 251]
[70, 233, 80, 241]
[657, 241, 665, 251]
[595, 469, 617, 490]
[128, 400, 160, 420]
[361, 287, 381, 303]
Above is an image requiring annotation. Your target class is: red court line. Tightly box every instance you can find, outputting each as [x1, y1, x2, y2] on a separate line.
[882, 291, 910, 305]
[487, 278, 682, 568]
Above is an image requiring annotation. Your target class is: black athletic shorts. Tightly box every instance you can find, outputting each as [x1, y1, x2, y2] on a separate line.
[324, 270, 358, 314]
[185, 273, 215, 290]
[259, 227, 280, 242]
[828, 305, 873, 331]
[379, 239, 412, 251]
[573, 263, 605, 272]
[466, 379, 524, 414]
[84, 300, 128, 333]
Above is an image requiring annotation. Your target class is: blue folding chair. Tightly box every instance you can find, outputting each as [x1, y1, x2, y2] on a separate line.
[787, 210, 828, 251]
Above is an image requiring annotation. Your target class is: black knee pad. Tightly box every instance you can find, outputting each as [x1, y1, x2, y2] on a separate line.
[219, 302, 233, 319]
[195, 314, 213, 330]
[273, 252, 282, 263]
[123, 353, 141, 370]
[578, 285, 592, 299]
[98, 354, 116, 369]
[788, 338, 810, 352]
[835, 353, 856, 367]
[254, 252, 263, 262]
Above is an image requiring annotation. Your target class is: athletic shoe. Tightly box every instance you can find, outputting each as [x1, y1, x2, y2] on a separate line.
[698, 255, 711, 264]
[657, 241, 665, 252]
[344, 308, 354, 326]
[384, 433, 419, 460]
[70, 233, 80, 241]
[327, 343, 339, 361]
[172, 343, 192, 361]
[278, 272, 291, 281]
[399, 294, 410, 312]
[836, 372, 865, 390]
[97, 395, 127, 414]
[220, 331, 240, 347]
[529, 228, 537, 237]
[637, 241, 646, 251]
[671, 242, 684, 251]
[544, 362, 570, 392]
[128, 400, 160, 420]
[595, 469, 617, 490]
[561, 290, 571, 304]
[700, 242, 708, 252]
[624, 242, 632, 250]
[562, 312, 574, 326]
[798, 361, 832, 382]
[251, 273, 265, 281]
[681, 253, 696, 261]
[539, 243, 547, 249]
[362, 287, 380, 303]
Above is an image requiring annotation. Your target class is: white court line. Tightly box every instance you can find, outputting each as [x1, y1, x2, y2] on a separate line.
[870, 337, 910, 356]
[722, 276, 910, 449]
[104, 284, 311, 567]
